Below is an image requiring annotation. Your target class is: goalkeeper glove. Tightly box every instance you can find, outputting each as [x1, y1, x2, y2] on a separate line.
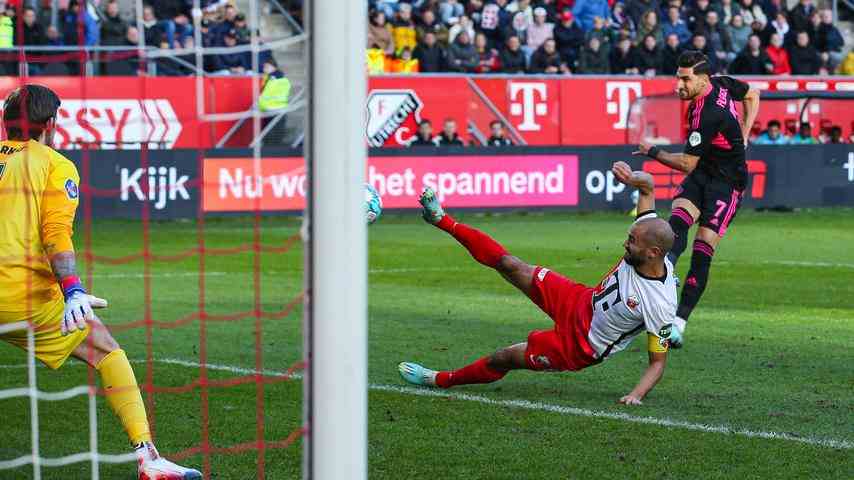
[60, 276, 108, 336]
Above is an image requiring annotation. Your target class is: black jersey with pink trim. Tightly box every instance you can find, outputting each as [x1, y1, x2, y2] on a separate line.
[684, 76, 750, 190]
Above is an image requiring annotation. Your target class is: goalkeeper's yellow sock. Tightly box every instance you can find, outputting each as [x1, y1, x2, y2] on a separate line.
[96, 349, 152, 446]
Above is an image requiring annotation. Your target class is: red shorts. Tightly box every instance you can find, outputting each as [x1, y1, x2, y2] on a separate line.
[524, 266, 600, 372]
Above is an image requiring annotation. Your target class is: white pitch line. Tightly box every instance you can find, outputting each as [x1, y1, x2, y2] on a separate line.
[0, 358, 850, 450]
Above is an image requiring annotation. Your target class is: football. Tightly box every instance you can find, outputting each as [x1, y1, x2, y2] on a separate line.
[365, 183, 383, 224]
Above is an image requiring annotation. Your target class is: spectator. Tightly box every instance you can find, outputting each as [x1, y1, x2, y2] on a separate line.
[439, 0, 465, 24]
[504, 11, 529, 53]
[728, 14, 752, 54]
[448, 30, 479, 72]
[389, 46, 419, 72]
[529, 37, 569, 73]
[553, 10, 584, 67]
[635, 10, 662, 46]
[788, 30, 821, 75]
[660, 33, 682, 74]
[61, 0, 99, 47]
[46, 25, 62, 46]
[738, 0, 766, 27]
[368, 10, 394, 55]
[102, 26, 139, 76]
[840, 49, 854, 76]
[100, 1, 128, 46]
[149, 0, 193, 48]
[788, 0, 815, 33]
[765, 32, 791, 74]
[16, 7, 47, 46]
[805, 10, 820, 45]
[825, 125, 845, 144]
[770, 12, 789, 42]
[763, 0, 785, 19]
[448, 14, 476, 44]
[435, 118, 464, 146]
[754, 120, 789, 144]
[662, 6, 691, 46]
[578, 36, 610, 73]
[686, 0, 714, 32]
[790, 122, 818, 144]
[689, 34, 718, 72]
[212, 4, 238, 43]
[610, 37, 639, 74]
[636, 34, 662, 76]
[416, 10, 449, 46]
[506, 0, 534, 26]
[625, 0, 660, 27]
[373, 0, 400, 19]
[696, 11, 734, 67]
[391, 3, 417, 53]
[816, 9, 843, 72]
[500, 34, 527, 72]
[409, 120, 436, 147]
[473, 31, 500, 72]
[610, 2, 635, 36]
[486, 120, 513, 146]
[572, 0, 611, 32]
[718, 0, 741, 25]
[478, 0, 511, 48]
[413, 31, 447, 72]
[218, 29, 251, 74]
[729, 34, 772, 74]
[141, 4, 164, 46]
[527, 7, 554, 52]
[585, 15, 612, 54]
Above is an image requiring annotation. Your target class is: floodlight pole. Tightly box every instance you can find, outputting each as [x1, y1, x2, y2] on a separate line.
[304, 0, 368, 479]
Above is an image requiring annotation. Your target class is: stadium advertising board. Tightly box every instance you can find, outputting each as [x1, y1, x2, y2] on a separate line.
[367, 76, 854, 146]
[202, 155, 579, 211]
[0, 77, 256, 149]
[65, 146, 854, 218]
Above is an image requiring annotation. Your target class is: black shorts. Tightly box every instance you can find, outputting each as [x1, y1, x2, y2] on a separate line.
[675, 170, 743, 237]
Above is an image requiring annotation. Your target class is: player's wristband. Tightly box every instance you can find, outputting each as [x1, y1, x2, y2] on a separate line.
[60, 275, 86, 299]
[646, 146, 661, 160]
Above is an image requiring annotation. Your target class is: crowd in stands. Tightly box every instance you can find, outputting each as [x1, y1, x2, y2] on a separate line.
[0, 0, 276, 76]
[366, 0, 853, 75]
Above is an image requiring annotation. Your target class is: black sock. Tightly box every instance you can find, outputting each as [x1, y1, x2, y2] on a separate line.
[677, 240, 715, 321]
[667, 207, 695, 266]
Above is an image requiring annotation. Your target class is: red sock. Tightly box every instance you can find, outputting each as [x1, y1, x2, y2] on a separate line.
[436, 215, 508, 268]
[435, 356, 507, 388]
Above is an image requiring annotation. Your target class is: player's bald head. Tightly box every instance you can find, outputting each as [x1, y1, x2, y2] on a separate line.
[634, 218, 675, 257]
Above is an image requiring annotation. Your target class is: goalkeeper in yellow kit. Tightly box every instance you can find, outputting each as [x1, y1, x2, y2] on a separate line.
[0, 85, 201, 480]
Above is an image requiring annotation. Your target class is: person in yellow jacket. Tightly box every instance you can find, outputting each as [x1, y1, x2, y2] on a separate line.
[390, 4, 417, 55]
[388, 47, 420, 73]
[840, 50, 854, 75]
[0, 84, 201, 480]
[0, 15, 12, 48]
[367, 45, 388, 74]
[260, 59, 291, 112]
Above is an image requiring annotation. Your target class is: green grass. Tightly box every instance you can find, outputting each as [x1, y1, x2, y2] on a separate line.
[0, 209, 852, 479]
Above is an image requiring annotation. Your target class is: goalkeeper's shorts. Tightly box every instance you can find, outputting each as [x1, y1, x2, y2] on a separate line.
[0, 297, 90, 370]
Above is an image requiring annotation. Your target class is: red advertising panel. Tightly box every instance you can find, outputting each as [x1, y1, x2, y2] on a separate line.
[0, 77, 256, 149]
[472, 78, 562, 145]
[203, 155, 578, 212]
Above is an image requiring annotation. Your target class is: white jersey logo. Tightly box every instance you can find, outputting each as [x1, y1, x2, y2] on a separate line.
[689, 131, 702, 147]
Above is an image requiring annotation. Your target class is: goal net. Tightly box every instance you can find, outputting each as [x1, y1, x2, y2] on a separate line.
[0, 0, 310, 478]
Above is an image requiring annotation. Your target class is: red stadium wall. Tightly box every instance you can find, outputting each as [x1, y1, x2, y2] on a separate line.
[367, 75, 854, 146]
[0, 77, 258, 149]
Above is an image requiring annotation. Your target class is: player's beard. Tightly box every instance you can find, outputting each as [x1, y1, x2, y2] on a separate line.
[624, 250, 643, 266]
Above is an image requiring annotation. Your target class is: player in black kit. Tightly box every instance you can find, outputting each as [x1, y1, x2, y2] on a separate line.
[633, 51, 761, 347]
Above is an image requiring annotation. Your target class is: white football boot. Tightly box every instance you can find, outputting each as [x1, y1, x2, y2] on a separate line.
[137, 442, 202, 480]
[398, 362, 438, 387]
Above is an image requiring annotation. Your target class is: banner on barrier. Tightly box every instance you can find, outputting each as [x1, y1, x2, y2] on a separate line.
[202, 155, 579, 212]
[0, 77, 256, 149]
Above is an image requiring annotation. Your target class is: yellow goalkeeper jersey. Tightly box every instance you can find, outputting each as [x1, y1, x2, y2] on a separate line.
[0, 139, 79, 313]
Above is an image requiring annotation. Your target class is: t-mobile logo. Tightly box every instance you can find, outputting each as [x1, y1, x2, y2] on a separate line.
[509, 82, 548, 131]
[844, 152, 854, 182]
[121, 166, 190, 210]
[605, 82, 642, 130]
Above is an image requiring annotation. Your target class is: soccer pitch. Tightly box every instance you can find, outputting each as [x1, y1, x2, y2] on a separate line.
[0, 209, 851, 479]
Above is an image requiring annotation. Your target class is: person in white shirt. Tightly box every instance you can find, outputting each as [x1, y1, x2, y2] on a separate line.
[399, 162, 681, 405]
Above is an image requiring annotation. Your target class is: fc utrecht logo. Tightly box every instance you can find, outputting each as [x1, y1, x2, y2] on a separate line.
[606, 82, 642, 130]
[365, 90, 424, 147]
[626, 295, 639, 309]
